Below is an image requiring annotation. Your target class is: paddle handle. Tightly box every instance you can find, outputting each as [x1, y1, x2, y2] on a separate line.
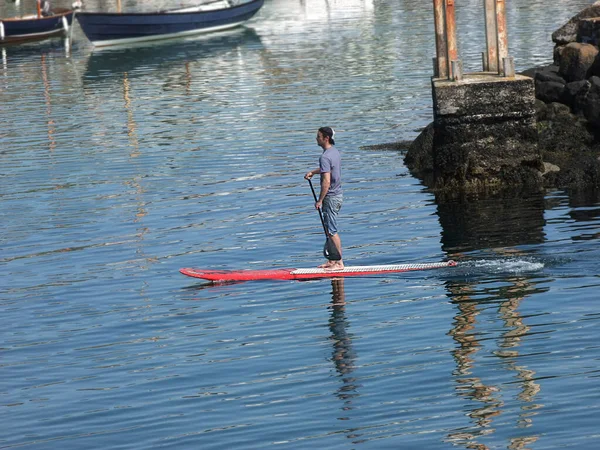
[308, 178, 329, 237]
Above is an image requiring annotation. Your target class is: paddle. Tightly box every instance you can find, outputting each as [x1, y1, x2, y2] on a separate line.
[308, 178, 342, 261]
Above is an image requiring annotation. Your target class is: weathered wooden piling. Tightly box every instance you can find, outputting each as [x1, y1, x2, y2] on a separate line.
[484, 0, 498, 72]
[496, 0, 509, 75]
[429, 0, 542, 190]
[444, 0, 459, 80]
[433, 0, 448, 78]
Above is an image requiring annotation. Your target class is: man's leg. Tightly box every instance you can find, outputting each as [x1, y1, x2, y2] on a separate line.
[320, 195, 343, 269]
[326, 233, 344, 270]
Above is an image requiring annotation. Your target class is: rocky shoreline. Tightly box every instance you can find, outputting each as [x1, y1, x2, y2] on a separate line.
[399, 2, 600, 191]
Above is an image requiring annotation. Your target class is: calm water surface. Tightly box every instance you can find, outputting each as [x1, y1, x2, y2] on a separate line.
[1, 0, 600, 448]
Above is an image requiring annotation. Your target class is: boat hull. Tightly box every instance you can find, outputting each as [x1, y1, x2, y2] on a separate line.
[0, 9, 74, 44]
[76, 0, 264, 47]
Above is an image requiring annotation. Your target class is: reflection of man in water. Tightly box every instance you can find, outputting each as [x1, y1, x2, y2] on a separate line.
[331, 278, 345, 306]
[328, 278, 359, 414]
[40, 0, 52, 16]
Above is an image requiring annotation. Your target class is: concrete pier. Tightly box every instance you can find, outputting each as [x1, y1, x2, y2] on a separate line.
[431, 73, 542, 189]
[405, 2, 600, 192]
[424, 0, 543, 190]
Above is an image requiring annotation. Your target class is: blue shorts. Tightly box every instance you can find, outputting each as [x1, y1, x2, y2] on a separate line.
[323, 195, 343, 235]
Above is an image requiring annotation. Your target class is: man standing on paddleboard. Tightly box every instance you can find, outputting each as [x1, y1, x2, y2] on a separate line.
[304, 127, 344, 270]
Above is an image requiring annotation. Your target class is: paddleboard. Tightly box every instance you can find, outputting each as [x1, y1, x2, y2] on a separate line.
[180, 260, 457, 282]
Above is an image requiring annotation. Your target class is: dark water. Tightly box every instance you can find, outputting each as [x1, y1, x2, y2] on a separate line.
[2, 0, 600, 449]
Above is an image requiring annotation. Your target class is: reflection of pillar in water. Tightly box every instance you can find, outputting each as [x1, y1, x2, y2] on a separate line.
[446, 282, 502, 445]
[495, 278, 542, 429]
[41, 54, 57, 152]
[185, 61, 192, 95]
[122, 71, 146, 223]
[121, 72, 154, 270]
[567, 190, 600, 240]
[445, 275, 543, 447]
[122, 72, 140, 158]
[435, 191, 546, 254]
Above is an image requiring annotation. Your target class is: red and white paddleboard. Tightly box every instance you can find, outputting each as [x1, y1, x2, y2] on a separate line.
[180, 260, 457, 282]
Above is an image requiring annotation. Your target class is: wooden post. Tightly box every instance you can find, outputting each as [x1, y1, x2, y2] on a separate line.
[496, 0, 508, 75]
[116, 0, 122, 13]
[445, 0, 458, 80]
[503, 56, 515, 78]
[433, 0, 448, 78]
[484, 0, 498, 72]
[451, 60, 463, 81]
[36, 0, 42, 18]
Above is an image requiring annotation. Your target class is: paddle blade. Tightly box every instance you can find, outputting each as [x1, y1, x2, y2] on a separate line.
[323, 237, 341, 261]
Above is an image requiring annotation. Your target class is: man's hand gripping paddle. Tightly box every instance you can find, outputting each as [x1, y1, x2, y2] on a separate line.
[308, 178, 342, 261]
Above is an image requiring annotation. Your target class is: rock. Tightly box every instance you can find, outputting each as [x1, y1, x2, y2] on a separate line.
[554, 45, 565, 65]
[541, 102, 573, 121]
[564, 79, 591, 113]
[520, 67, 537, 79]
[535, 65, 565, 84]
[552, 1, 600, 45]
[534, 98, 548, 117]
[583, 76, 600, 127]
[528, 65, 567, 104]
[538, 102, 595, 160]
[557, 42, 599, 82]
[535, 79, 565, 104]
[578, 17, 600, 46]
[404, 123, 434, 179]
[543, 154, 600, 187]
[360, 141, 411, 151]
[520, 64, 564, 83]
[591, 51, 600, 77]
[542, 162, 560, 175]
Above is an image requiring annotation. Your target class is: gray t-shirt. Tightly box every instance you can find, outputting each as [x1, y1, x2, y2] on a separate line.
[319, 146, 342, 196]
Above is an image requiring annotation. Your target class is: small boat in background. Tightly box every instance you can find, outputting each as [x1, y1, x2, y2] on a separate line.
[82, 27, 263, 86]
[0, 0, 74, 45]
[76, 0, 264, 48]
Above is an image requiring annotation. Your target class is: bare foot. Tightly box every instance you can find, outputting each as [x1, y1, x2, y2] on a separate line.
[318, 261, 335, 269]
[324, 261, 344, 271]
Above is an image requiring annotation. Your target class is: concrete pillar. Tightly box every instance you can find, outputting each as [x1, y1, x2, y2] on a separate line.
[431, 74, 541, 190]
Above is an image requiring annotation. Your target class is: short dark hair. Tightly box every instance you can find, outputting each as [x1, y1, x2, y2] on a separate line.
[318, 127, 335, 145]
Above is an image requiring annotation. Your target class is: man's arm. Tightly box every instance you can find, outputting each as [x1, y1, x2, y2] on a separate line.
[304, 168, 321, 180]
[316, 172, 331, 208]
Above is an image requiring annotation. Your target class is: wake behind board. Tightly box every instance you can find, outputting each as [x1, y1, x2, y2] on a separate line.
[180, 260, 457, 282]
